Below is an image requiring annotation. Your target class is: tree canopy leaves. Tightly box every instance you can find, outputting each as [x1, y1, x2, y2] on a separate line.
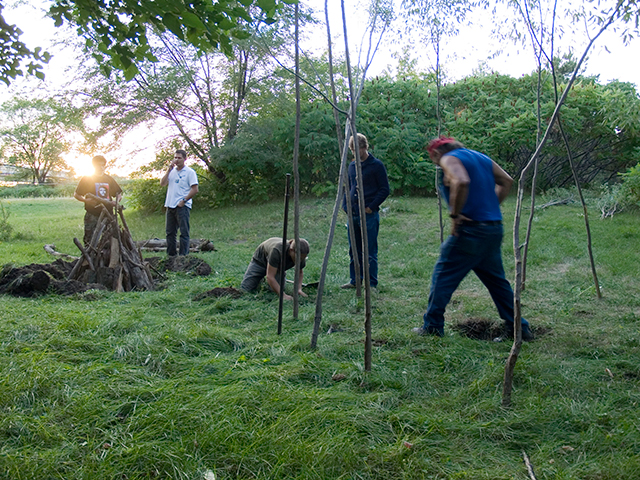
[49, 0, 297, 80]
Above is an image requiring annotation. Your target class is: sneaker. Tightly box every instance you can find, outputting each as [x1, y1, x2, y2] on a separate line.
[412, 326, 444, 337]
[340, 282, 356, 289]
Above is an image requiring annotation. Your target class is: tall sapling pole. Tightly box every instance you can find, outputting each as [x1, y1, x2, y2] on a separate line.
[278, 173, 291, 335]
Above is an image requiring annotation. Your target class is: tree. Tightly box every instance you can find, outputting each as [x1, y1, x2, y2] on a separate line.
[0, 97, 83, 184]
[0, 3, 50, 85]
[49, 0, 298, 80]
[79, 5, 305, 173]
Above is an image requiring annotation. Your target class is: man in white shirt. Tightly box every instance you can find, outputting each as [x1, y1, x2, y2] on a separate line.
[160, 149, 199, 256]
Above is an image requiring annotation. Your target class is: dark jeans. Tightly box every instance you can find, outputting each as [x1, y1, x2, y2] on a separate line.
[347, 211, 379, 287]
[423, 222, 529, 335]
[240, 260, 283, 292]
[166, 206, 191, 256]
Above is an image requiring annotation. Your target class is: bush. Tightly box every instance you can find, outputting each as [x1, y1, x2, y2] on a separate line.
[125, 178, 167, 213]
[0, 183, 76, 198]
[0, 200, 13, 241]
[619, 162, 640, 208]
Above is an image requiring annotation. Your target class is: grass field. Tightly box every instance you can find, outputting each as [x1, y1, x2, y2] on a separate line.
[0, 195, 639, 479]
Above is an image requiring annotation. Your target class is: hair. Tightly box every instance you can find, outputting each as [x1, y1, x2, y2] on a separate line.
[290, 238, 310, 256]
[349, 133, 369, 151]
[92, 155, 107, 166]
[175, 149, 187, 159]
[427, 137, 465, 157]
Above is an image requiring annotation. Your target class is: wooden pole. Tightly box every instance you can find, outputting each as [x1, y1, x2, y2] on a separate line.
[277, 174, 291, 335]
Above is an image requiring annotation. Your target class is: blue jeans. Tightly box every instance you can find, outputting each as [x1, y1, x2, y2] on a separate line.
[166, 206, 191, 256]
[423, 223, 529, 335]
[347, 212, 379, 287]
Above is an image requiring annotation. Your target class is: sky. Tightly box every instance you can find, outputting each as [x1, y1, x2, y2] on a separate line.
[1, 0, 638, 177]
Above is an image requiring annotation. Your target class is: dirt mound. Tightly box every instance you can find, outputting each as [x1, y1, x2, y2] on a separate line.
[452, 318, 504, 340]
[146, 256, 212, 276]
[194, 287, 243, 300]
[1, 254, 213, 298]
[0, 260, 106, 297]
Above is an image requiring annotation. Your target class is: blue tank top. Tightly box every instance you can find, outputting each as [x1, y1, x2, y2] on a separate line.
[441, 148, 502, 222]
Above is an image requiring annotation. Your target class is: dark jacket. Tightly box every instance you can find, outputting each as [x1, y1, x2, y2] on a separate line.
[342, 153, 390, 216]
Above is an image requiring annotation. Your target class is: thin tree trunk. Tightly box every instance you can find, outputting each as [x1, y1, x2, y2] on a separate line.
[557, 116, 602, 298]
[434, 31, 444, 244]
[311, 126, 352, 349]
[503, 6, 620, 406]
[292, 3, 302, 318]
[521, 62, 543, 291]
[310, 0, 349, 349]
[434, 36, 444, 244]
[342, 0, 372, 372]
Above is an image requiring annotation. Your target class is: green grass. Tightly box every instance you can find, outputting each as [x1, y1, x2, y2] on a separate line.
[1, 196, 639, 479]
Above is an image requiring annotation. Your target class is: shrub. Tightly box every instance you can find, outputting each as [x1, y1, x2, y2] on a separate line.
[0, 200, 13, 241]
[125, 178, 167, 213]
[0, 183, 76, 198]
[619, 162, 640, 208]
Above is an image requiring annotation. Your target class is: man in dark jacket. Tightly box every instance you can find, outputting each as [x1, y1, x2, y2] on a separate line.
[341, 133, 390, 289]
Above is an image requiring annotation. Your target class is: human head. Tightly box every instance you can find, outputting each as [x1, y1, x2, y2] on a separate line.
[174, 149, 187, 169]
[426, 137, 465, 163]
[289, 238, 310, 261]
[92, 155, 107, 174]
[349, 133, 369, 153]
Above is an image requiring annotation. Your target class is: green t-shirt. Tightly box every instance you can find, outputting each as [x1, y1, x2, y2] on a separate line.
[251, 238, 306, 271]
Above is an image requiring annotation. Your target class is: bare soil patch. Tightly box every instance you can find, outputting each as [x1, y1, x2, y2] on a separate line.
[194, 287, 244, 300]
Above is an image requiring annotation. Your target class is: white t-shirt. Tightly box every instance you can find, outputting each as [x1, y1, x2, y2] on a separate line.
[164, 166, 198, 208]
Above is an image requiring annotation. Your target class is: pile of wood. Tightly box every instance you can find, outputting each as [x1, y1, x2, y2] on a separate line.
[69, 194, 154, 291]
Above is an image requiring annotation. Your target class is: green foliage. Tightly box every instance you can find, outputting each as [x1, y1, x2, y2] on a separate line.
[619, 162, 640, 207]
[0, 97, 85, 184]
[0, 5, 50, 85]
[48, 0, 295, 78]
[0, 200, 12, 240]
[125, 178, 167, 213]
[0, 184, 76, 199]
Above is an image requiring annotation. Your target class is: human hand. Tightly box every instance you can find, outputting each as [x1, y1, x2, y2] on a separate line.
[365, 207, 373, 214]
[450, 214, 471, 236]
[178, 199, 185, 207]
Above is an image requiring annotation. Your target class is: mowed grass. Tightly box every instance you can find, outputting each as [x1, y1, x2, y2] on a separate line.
[0, 195, 639, 479]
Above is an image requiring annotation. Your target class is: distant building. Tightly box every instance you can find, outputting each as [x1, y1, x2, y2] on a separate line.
[0, 164, 23, 177]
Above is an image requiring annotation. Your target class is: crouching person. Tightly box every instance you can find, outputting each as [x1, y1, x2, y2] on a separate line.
[241, 238, 309, 300]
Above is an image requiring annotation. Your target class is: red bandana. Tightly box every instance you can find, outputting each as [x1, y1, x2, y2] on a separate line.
[427, 137, 457, 156]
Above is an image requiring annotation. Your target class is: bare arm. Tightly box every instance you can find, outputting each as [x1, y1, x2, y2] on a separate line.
[492, 160, 513, 204]
[266, 264, 292, 300]
[440, 155, 470, 235]
[440, 155, 470, 216]
[297, 269, 307, 297]
[160, 163, 175, 187]
[74, 187, 97, 207]
[177, 184, 199, 207]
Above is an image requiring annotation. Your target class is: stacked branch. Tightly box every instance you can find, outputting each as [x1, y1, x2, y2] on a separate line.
[69, 195, 154, 292]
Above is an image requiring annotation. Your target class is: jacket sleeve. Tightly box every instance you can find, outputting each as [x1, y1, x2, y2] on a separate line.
[367, 162, 390, 211]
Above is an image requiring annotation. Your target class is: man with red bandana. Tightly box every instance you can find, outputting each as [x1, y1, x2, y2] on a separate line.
[413, 137, 533, 341]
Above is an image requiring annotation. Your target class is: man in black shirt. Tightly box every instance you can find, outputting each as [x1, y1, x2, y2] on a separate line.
[74, 155, 122, 245]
